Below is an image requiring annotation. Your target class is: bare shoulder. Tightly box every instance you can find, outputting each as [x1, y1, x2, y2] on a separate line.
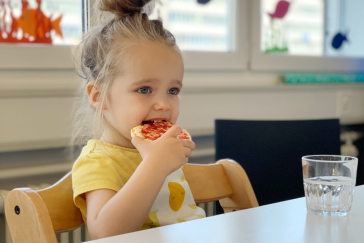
[86, 189, 117, 226]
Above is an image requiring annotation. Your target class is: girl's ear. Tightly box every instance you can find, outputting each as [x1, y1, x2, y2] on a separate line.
[86, 82, 106, 110]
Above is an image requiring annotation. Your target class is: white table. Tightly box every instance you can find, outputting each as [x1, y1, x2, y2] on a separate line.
[86, 185, 364, 243]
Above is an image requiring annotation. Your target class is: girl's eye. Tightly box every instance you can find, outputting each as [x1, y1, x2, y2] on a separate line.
[137, 87, 150, 94]
[168, 88, 180, 95]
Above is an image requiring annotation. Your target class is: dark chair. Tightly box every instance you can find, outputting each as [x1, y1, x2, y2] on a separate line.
[215, 119, 341, 213]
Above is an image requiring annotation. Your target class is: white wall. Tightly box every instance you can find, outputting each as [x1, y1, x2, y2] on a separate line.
[2, 0, 364, 152]
[1, 69, 364, 152]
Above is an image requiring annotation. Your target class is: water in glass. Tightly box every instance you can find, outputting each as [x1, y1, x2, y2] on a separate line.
[304, 176, 355, 216]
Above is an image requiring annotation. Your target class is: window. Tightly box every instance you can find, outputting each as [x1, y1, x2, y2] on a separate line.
[0, 0, 82, 45]
[251, 0, 364, 72]
[149, 0, 234, 52]
[324, 0, 364, 58]
[2, 0, 246, 71]
[0, 0, 82, 69]
[87, 0, 247, 71]
[261, 0, 324, 56]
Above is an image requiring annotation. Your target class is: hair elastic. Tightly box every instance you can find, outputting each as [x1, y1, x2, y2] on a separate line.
[142, 0, 157, 16]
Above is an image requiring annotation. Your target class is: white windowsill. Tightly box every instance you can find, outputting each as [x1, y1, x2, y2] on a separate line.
[1, 69, 364, 98]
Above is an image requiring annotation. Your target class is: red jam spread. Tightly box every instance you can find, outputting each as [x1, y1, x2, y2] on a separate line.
[140, 122, 190, 141]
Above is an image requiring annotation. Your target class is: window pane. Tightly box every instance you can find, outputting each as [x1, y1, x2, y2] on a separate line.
[261, 0, 364, 58]
[261, 0, 324, 56]
[324, 0, 364, 58]
[0, 0, 82, 45]
[149, 0, 236, 52]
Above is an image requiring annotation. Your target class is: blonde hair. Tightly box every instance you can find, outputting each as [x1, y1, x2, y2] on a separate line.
[72, 0, 180, 146]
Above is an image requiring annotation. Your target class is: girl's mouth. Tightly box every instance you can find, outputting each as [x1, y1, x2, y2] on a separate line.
[141, 120, 167, 125]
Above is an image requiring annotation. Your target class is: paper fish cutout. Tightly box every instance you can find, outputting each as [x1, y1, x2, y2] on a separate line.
[0, 0, 63, 44]
[21, 0, 29, 10]
[268, 0, 290, 19]
[197, 0, 211, 4]
[17, 9, 63, 39]
[332, 32, 348, 50]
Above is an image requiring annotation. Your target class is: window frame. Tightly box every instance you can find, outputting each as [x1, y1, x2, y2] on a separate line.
[0, 0, 247, 71]
[0, 45, 75, 69]
[249, 0, 364, 73]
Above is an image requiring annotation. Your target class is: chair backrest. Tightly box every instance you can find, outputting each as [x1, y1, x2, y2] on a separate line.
[5, 172, 83, 243]
[183, 159, 258, 212]
[215, 119, 341, 209]
[5, 159, 258, 243]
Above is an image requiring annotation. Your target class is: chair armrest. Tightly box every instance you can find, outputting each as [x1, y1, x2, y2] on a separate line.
[217, 159, 259, 212]
[5, 188, 57, 243]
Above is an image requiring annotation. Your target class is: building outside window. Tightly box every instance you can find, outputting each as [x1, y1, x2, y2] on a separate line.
[149, 0, 235, 52]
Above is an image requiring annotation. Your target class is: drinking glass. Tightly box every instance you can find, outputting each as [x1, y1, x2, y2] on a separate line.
[302, 155, 358, 216]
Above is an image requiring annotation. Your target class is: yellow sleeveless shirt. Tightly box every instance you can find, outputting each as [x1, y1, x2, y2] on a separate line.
[72, 140, 206, 230]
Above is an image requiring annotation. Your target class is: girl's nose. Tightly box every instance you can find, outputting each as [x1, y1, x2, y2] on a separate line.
[153, 95, 170, 111]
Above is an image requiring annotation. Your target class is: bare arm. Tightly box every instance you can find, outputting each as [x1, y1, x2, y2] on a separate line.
[86, 126, 195, 239]
[86, 159, 166, 239]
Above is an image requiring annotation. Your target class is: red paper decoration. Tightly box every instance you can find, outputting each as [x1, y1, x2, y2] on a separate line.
[0, 0, 63, 44]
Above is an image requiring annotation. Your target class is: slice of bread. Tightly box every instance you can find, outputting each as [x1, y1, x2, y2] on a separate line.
[131, 121, 191, 141]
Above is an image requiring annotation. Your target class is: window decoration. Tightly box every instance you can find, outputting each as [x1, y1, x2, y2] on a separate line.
[0, 0, 81, 45]
[261, 0, 324, 56]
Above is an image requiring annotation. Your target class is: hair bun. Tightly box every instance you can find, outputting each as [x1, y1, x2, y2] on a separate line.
[98, 0, 152, 17]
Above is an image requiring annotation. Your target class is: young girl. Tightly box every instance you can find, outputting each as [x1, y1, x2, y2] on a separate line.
[71, 0, 206, 240]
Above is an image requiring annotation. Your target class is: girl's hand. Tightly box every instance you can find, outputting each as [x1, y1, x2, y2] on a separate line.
[131, 125, 195, 177]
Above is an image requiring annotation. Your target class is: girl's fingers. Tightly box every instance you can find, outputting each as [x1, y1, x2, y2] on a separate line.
[180, 157, 189, 165]
[179, 139, 195, 151]
[184, 147, 192, 158]
[131, 135, 144, 148]
[163, 125, 182, 138]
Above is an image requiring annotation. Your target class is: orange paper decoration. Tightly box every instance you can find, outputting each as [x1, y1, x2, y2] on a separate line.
[0, 0, 63, 44]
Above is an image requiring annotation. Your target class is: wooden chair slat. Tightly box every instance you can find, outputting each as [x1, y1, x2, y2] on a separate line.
[182, 163, 234, 203]
[217, 159, 259, 212]
[37, 171, 83, 233]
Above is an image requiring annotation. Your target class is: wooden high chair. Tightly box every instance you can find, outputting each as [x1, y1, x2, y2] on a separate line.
[5, 159, 258, 243]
